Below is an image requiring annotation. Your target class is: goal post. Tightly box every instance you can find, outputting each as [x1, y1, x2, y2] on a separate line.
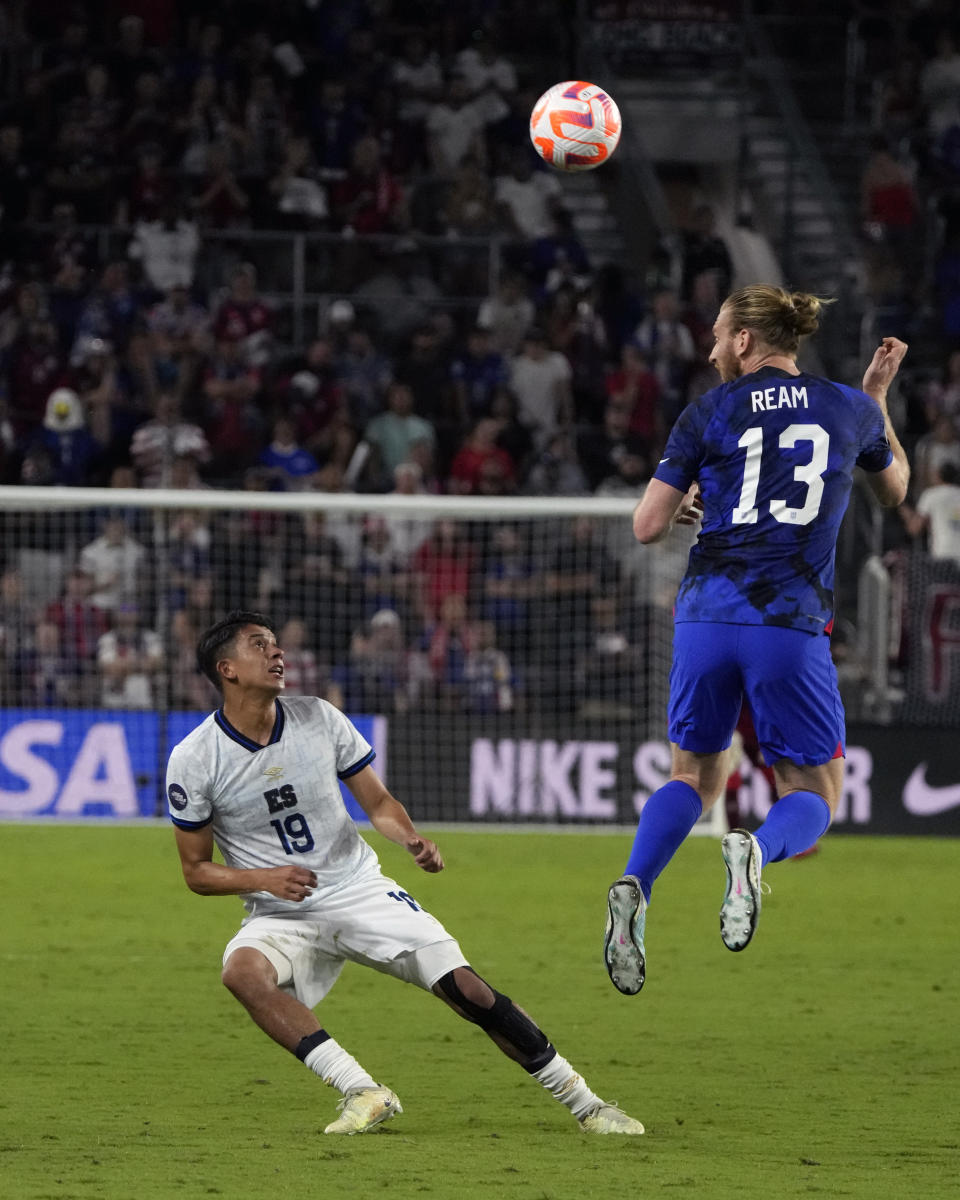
[0, 484, 723, 833]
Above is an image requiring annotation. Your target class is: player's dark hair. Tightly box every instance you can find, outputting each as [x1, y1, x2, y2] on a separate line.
[723, 284, 832, 354]
[196, 610, 276, 691]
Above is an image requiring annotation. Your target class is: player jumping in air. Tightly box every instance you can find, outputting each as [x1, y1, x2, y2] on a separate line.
[168, 611, 644, 1134]
[604, 285, 909, 995]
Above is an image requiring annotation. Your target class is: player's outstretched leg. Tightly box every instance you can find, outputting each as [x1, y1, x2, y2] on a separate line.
[719, 829, 763, 951]
[434, 967, 644, 1134]
[604, 875, 647, 995]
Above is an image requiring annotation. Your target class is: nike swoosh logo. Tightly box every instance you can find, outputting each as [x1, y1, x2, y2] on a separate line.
[902, 763, 960, 815]
[658, 457, 669, 465]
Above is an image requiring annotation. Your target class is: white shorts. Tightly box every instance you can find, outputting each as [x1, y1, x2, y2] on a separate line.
[222, 870, 468, 1009]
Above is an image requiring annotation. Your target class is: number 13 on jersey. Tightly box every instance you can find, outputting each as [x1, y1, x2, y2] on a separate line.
[731, 422, 829, 526]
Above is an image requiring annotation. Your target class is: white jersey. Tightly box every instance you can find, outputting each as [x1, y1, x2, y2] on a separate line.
[166, 696, 379, 919]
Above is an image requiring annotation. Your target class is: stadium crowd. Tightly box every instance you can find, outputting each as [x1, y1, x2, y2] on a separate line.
[0, 0, 955, 715]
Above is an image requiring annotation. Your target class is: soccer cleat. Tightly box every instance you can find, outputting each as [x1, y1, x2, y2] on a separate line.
[323, 1087, 402, 1135]
[604, 875, 647, 995]
[579, 1103, 645, 1135]
[720, 829, 764, 952]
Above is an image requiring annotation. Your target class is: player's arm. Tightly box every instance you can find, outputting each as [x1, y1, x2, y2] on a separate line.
[860, 336, 911, 507]
[346, 764, 444, 873]
[633, 478, 703, 544]
[173, 824, 317, 900]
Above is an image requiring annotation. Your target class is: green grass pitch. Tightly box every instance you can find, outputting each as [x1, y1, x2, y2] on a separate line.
[2, 825, 958, 1199]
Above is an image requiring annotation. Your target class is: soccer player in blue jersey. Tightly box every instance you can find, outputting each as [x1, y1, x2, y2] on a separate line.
[604, 285, 910, 995]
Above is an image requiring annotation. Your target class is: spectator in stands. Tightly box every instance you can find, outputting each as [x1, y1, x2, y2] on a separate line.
[441, 154, 497, 241]
[448, 417, 516, 495]
[201, 336, 264, 478]
[276, 616, 322, 697]
[604, 342, 662, 453]
[5, 315, 65, 439]
[381, 460, 433, 560]
[509, 326, 573, 451]
[413, 519, 476, 623]
[332, 134, 407, 236]
[494, 148, 564, 245]
[176, 71, 243, 179]
[529, 209, 591, 296]
[97, 602, 164, 709]
[450, 325, 509, 425]
[924, 348, 960, 423]
[116, 139, 171, 225]
[336, 324, 393, 436]
[679, 204, 733, 301]
[190, 140, 250, 230]
[426, 72, 507, 177]
[283, 511, 354, 661]
[15, 616, 84, 707]
[393, 321, 453, 429]
[0, 121, 38, 246]
[421, 591, 473, 712]
[576, 594, 641, 720]
[130, 392, 211, 488]
[630, 288, 697, 426]
[900, 461, 960, 564]
[213, 262, 273, 365]
[919, 28, 960, 147]
[463, 618, 514, 714]
[454, 31, 518, 99]
[33, 386, 102, 486]
[43, 566, 107, 688]
[166, 606, 218, 709]
[392, 33, 443, 133]
[258, 415, 320, 491]
[353, 242, 442, 348]
[340, 606, 420, 714]
[523, 430, 589, 496]
[163, 509, 212, 610]
[46, 111, 115, 223]
[129, 196, 201, 293]
[913, 412, 960, 491]
[307, 76, 365, 175]
[78, 513, 147, 611]
[476, 271, 536, 358]
[481, 522, 537, 663]
[362, 381, 437, 489]
[267, 134, 329, 230]
[0, 566, 30, 683]
[541, 515, 621, 676]
[578, 399, 650, 493]
[242, 71, 288, 184]
[73, 260, 138, 354]
[356, 515, 414, 625]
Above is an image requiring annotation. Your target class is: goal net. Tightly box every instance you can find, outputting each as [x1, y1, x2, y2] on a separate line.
[0, 484, 724, 831]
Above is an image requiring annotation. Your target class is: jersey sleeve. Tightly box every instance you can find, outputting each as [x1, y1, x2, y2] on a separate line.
[321, 701, 376, 778]
[853, 389, 894, 473]
[166, 740, 215, 829]
[653, 397, 710, 492]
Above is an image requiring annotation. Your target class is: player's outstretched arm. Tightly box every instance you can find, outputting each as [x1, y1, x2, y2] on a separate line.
[861, 336, 911, 507]
[173, 824, 317, 900]
[346, 765, 444, 872]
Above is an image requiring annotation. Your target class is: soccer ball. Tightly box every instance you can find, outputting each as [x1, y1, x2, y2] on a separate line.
[529, 80, 622, 172]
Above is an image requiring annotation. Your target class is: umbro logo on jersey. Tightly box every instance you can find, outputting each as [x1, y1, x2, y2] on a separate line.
[263, 766, 284, 781]
[903, 763, 960, 816]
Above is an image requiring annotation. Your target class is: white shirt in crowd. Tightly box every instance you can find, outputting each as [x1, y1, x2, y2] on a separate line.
[917, 482, 960, 564]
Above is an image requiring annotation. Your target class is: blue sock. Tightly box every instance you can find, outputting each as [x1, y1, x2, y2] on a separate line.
[623, 780, 703, 901]
[754, 791, 831, 864]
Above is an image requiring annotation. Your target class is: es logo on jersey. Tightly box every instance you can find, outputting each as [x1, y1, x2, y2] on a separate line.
[168, 783, 189, 811]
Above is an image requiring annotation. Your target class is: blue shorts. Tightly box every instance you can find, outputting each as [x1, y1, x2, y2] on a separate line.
[668, 622, 845, 766]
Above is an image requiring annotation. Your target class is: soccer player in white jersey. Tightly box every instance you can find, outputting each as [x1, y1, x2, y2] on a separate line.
[167, 610, 644, 1136]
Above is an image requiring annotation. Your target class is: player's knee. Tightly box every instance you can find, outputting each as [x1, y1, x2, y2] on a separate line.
[221, 947, 278, 1000]
[435, 966, 495, 1019]
[435, 969, 550, 1060]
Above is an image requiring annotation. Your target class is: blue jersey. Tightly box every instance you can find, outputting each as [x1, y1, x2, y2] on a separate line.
[654, 366, 892, 634]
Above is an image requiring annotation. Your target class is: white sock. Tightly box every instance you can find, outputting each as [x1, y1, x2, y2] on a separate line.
[303, 1038, 379, 1095]
[532, 1052, 604, 1120]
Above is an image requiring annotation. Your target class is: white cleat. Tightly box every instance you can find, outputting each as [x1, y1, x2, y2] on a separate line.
[720, 829, 764, 952]
[604, 875, 647, 995]
[324, 1087, 402, 1135]
[579, 1103, 645, 1135]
